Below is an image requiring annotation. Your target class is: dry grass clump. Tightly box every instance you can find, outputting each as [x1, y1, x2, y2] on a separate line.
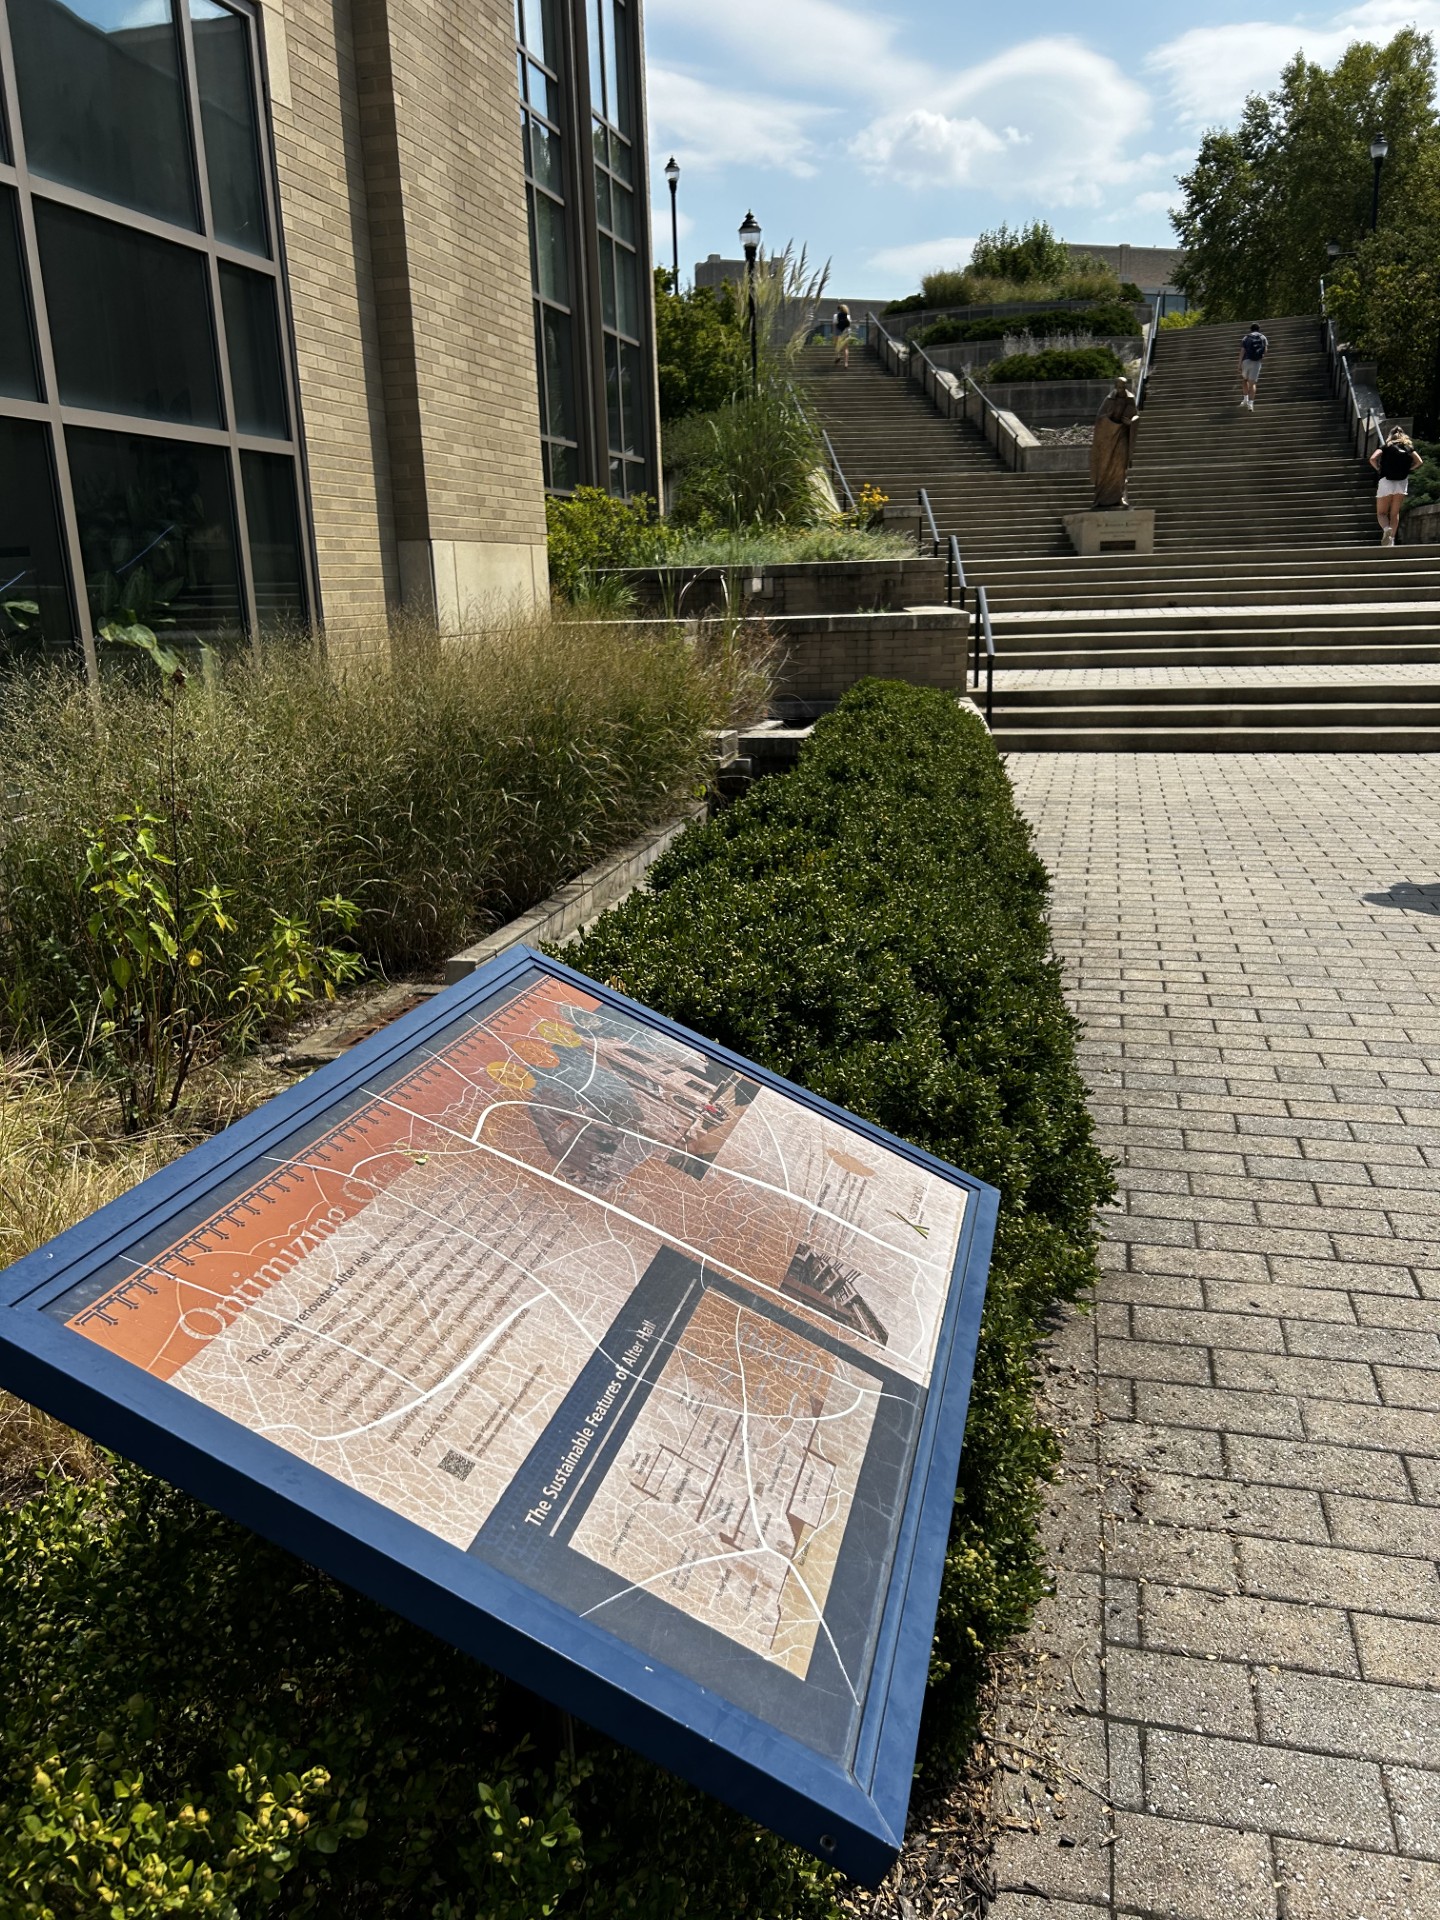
[0, 1050, 283, 1497]
[0, 607, 728, 1042]
[0, 1053, 165, 1494]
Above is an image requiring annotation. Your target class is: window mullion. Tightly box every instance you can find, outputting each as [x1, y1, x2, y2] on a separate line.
[0, 2, 92, 673]
[181, 0, 262, 645]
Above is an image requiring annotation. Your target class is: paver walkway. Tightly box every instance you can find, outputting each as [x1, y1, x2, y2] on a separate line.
[986, 754, 1440, 1920]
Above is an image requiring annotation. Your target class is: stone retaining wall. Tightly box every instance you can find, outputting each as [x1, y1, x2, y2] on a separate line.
[604, 555, 950, 616]
[768, 610, 969, 706]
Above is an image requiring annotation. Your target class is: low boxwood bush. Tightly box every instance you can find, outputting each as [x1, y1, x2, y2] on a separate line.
[0, 682, 1110, 1913]
[564, 681, 1112, 1771]
[984, 346, 1124, 384]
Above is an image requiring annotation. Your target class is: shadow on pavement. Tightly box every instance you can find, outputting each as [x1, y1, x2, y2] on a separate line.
[1364, 881, 1440, 915]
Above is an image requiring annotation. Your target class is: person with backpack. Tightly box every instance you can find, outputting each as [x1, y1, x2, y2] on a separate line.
[1369, 427, 1423, 546]
[1237, 323, 1268, 410]
[833, 303, 853, 368]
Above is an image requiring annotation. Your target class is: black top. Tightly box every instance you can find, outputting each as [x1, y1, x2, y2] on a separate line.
[1379, 442, 1417, 480]
[835, 306, 852, 330]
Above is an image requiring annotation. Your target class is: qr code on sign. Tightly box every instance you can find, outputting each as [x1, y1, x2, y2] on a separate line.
[439, 1449, 475, 1481]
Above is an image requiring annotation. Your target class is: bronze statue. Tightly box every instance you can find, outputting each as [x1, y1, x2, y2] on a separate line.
[1089, 376, 1139, 509]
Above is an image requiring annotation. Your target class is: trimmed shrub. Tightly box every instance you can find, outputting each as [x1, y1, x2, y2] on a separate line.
[914, 302, 1139, 349]
[564, 681, 1112, 1769]
[983, 346, 1124, 383]
[1158, 306, 1206, 329]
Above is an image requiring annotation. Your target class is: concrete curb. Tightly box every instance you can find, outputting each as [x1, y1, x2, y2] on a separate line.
[444, 803, 706, 986]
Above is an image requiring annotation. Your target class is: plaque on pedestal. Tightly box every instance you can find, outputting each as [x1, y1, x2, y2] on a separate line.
[1063, 508, 1156, 555]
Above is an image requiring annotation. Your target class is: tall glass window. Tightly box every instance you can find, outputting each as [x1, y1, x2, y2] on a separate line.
[513, 0, 655, 499]
[589, 0, 644, 496]
[0, 0, 310, 655]
[0, 417, 70, 656]
[0, 186, 41, 402]
[8, 0, 198, 228]
[517, 0, 578, 493]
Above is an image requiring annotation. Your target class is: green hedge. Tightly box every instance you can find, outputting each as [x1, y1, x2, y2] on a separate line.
[0, 682, 1110, 1914]
[914, 301, 1139, 348]
[563, 681, 1111, 1770]
[984, 346, 1125, 384]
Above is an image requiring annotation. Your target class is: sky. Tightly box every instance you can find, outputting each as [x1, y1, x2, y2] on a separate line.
[643, 0, 1440, 298]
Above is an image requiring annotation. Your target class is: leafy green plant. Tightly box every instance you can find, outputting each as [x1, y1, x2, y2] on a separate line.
[80, 808, 362, 1127]
[0, 1464, 843, 1918]
[1158, 306, 1206, 329]
[983, 345, 1125, 382]
[545, 488, 671, 601]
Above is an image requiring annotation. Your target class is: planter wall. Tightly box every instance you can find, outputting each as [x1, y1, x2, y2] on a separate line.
[980, 379, 1119, 424]
[926, 336, 1140, 375]
[604, 554, 951, 617]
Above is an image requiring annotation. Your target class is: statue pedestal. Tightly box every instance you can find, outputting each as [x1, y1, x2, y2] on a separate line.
[1063, 509, 1154, 556]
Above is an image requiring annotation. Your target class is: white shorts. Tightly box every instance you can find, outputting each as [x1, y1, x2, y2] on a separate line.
[1377, 477, 1409, 498]
[1241, 359, 1264, 382]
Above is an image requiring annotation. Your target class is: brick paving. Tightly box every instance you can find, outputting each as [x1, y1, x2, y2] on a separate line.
[987, 754, 1440, 1920]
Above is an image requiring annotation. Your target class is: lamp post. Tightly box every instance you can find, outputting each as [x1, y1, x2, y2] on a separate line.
[739, 208, 762, 387]
[664, 156, 680, 287]
[1370, 134, 1389, 232]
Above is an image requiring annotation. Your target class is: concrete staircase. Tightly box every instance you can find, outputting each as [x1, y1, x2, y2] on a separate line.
[798, 318, 1440, 748]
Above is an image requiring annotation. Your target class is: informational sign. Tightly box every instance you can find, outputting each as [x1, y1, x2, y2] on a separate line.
[0, 949, 996, 1882]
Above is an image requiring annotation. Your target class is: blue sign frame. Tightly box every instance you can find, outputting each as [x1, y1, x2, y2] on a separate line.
[0, 948, 996, 1884]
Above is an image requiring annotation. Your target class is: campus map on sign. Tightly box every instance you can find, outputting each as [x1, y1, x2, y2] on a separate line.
[45, 964, 970, 1763]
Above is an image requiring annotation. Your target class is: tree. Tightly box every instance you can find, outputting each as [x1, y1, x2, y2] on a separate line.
[969, 220, 1072, 286]
[1173, 29, 1440, 320]
[1327, 145, 1440, 417]
[652, 270, 749, 423]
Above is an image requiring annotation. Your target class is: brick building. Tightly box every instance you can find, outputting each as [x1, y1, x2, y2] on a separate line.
[0, 0, 657, 668]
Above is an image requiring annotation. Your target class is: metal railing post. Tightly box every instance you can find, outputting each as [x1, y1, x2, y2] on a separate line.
[917, 487, 940, 557]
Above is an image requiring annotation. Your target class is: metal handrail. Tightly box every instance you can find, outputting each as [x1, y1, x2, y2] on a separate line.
[946, 533, 966, 613]
[822, 428, 857, 514]
[1319, 291, 1385, 460]
[917, 487, 940, 557]
[865, 309, 906, 378]
[972, 584, 995, 724]
[1135, 316, 1158, 409]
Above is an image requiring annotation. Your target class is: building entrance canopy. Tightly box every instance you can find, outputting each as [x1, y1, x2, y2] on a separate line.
[0, 949, 996, 1882]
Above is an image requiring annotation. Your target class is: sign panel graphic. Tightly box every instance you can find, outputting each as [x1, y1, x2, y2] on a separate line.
[0, 951, 996, 1882]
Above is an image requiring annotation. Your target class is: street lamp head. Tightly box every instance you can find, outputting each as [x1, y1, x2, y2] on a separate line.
[1326, 239, 1341, 259]
[664, 155, 680, 187]
[1370, 134, 1389, 162]
[738, 209, 762, 260]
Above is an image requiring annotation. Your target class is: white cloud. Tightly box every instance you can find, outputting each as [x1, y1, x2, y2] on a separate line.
[866, 235, 980, 280]
[849, 37, 1152, 204]
[1148, 0, 1440, 128]
[852, 110, 1006, 188]
[644, 0, 926, 106]
[645, 64, 829, 176]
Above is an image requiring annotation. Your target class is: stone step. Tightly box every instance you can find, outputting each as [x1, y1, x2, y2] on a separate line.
[992, 716, 1440, 751]
[998, 682, 1440, 709]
